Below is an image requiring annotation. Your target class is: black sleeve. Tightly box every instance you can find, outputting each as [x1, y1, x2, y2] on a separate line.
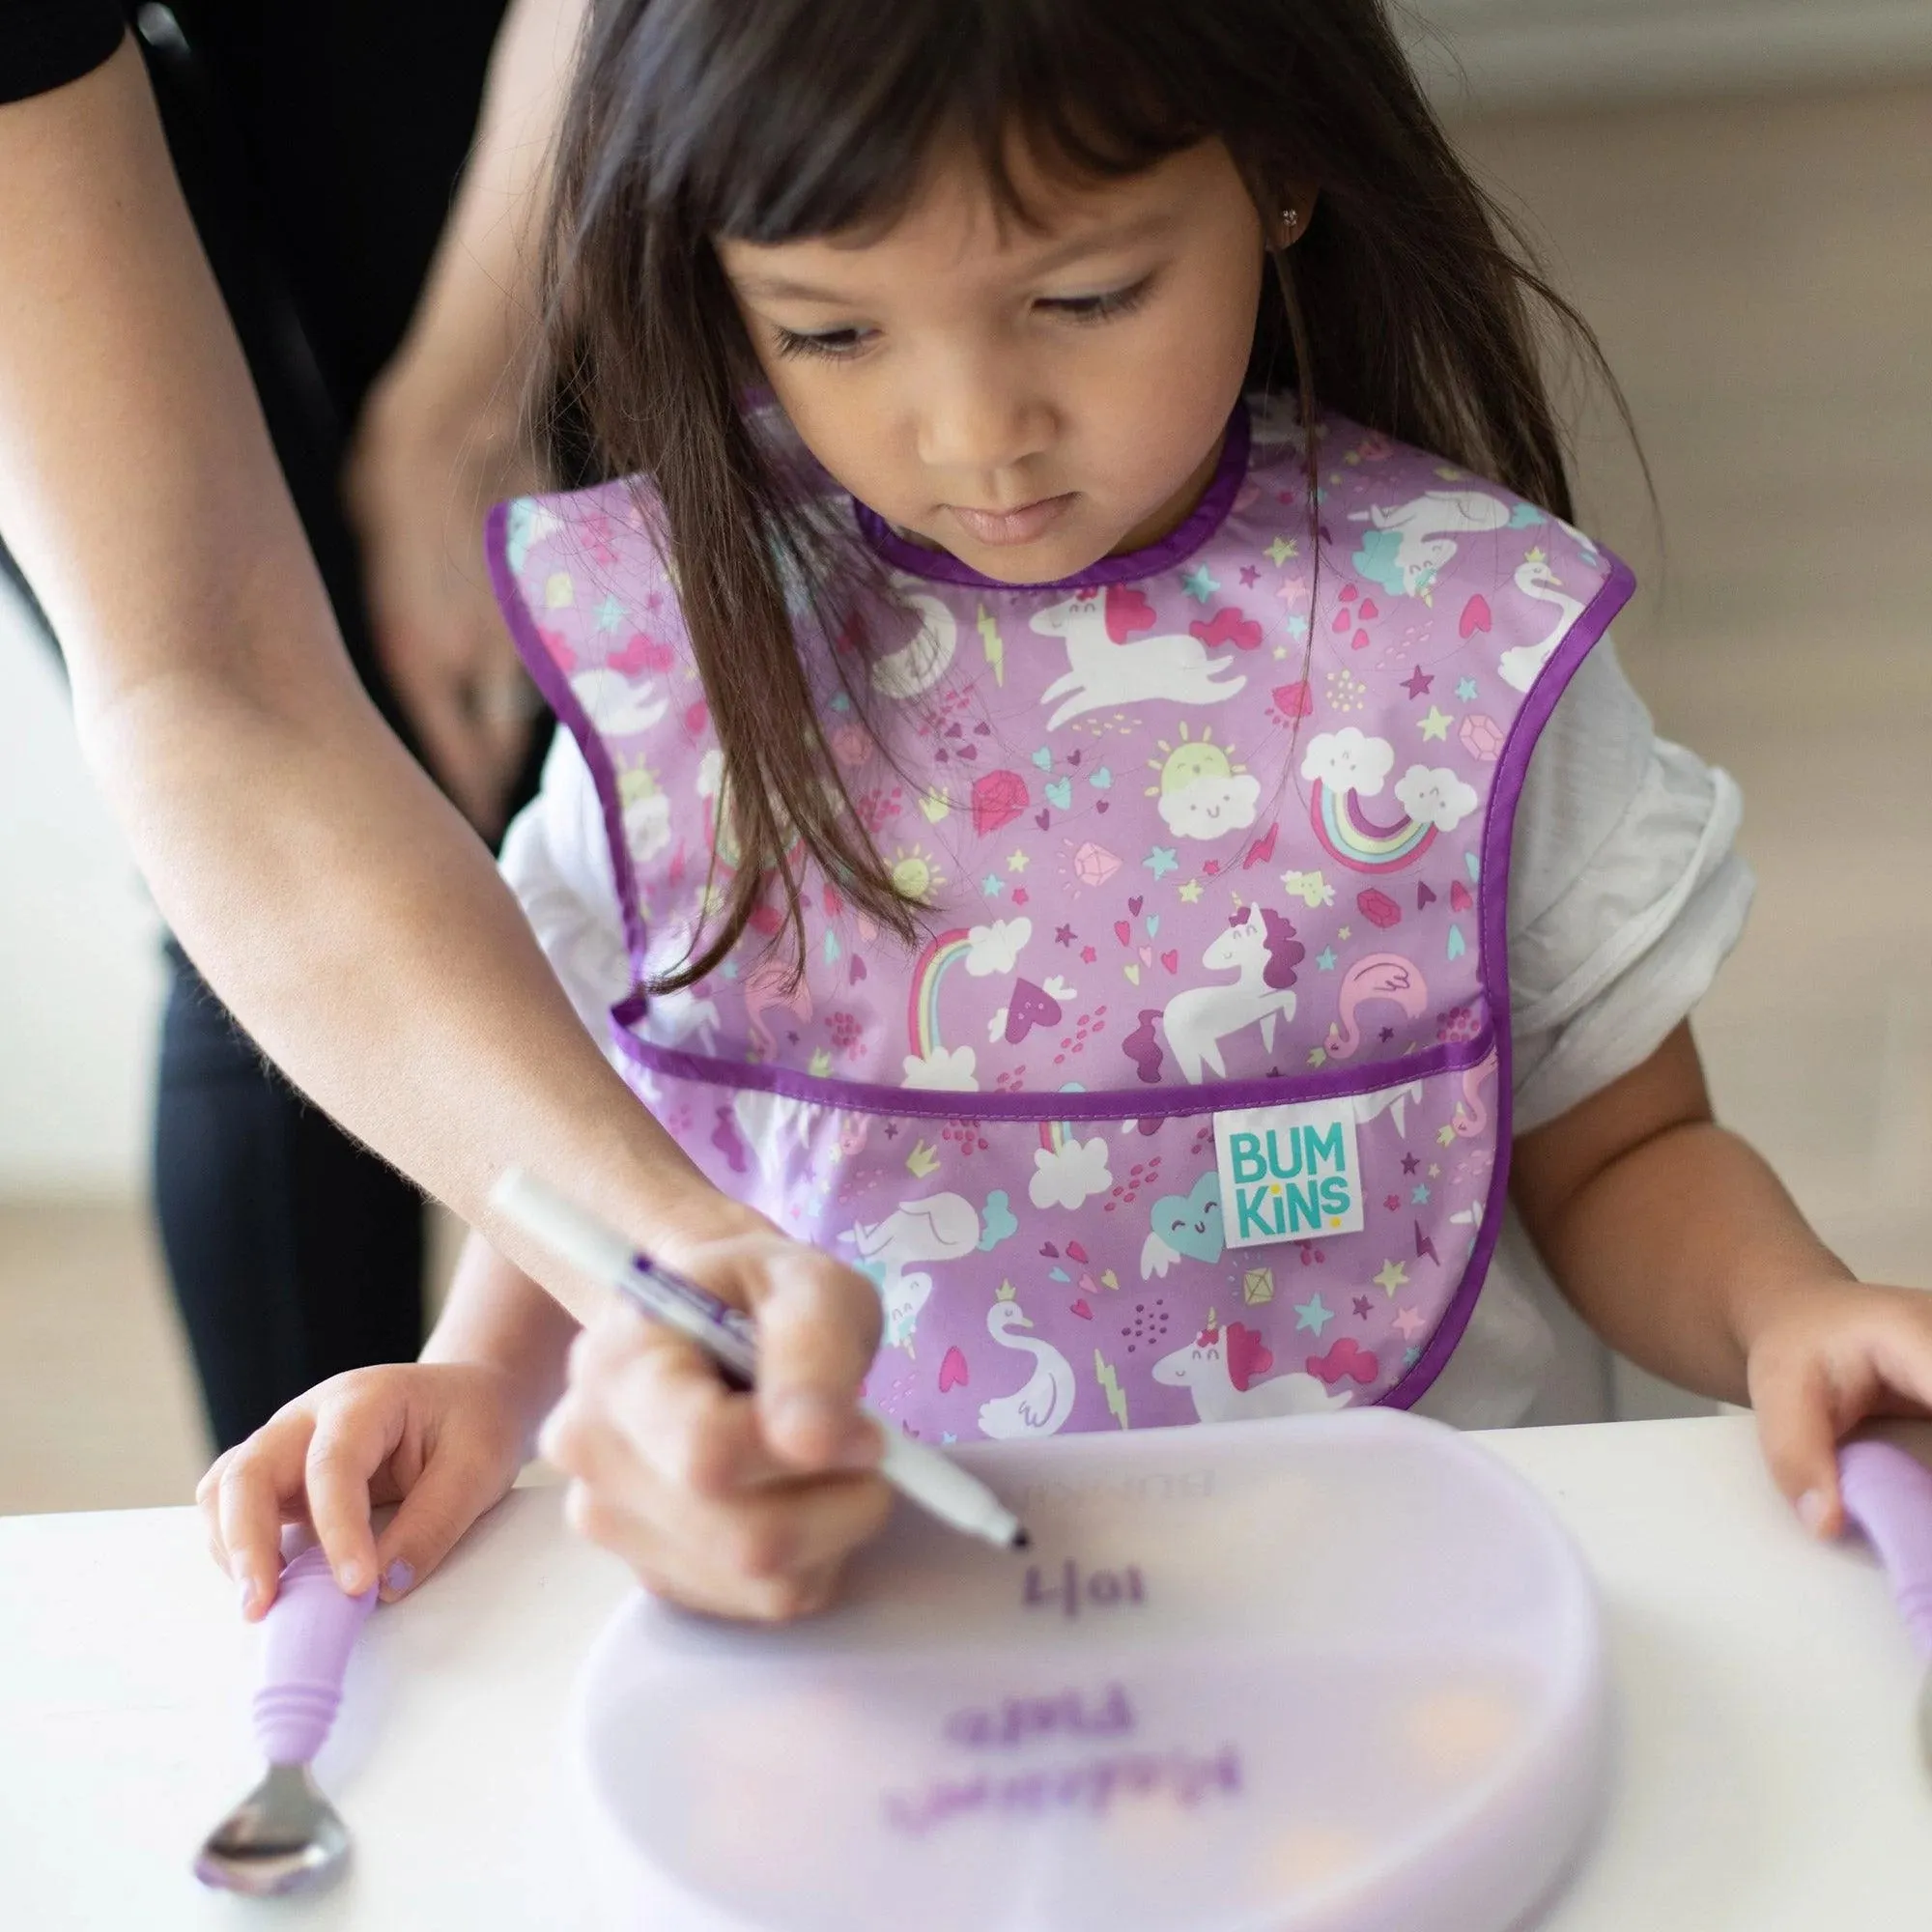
[0, 1, 126, 107]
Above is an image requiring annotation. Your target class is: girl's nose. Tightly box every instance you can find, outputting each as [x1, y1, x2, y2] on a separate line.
[915, 361, 1052, 482]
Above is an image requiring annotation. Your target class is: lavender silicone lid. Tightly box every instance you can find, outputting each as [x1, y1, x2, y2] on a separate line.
[572, 1408, 1610, 1932]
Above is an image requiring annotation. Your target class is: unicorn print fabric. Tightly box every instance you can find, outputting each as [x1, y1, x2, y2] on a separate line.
[489, 399, 1635, 1441]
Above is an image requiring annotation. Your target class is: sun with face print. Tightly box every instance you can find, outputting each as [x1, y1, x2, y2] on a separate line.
[888, 843, 948, 903]
[1147, 724, 1261, 842]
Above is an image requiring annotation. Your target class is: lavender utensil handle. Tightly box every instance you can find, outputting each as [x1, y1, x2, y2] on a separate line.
[1838, 1438, 1932, 1657]
[253, 1544, 377, 1766]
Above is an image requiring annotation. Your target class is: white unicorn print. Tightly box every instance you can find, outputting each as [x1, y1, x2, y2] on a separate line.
[1497, 552, 1584, 693]
[843, 1193, 982, 1353]
[1160, 903, 1303, 1084]
[1349, 489, 1512, 599]
[1031, 583, 1244, 730]
[1151, 1319, 1352, 1423]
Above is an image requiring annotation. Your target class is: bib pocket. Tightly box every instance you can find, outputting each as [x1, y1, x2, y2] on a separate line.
[610, 1017, 1503, 1442]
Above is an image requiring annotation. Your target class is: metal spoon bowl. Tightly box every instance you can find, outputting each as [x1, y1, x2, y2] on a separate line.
[194, 1760, 351, 1895]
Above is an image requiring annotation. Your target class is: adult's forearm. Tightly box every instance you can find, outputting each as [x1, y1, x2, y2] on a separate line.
[0, 43, 705, 1314]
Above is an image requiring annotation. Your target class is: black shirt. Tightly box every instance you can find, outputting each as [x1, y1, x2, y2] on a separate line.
[0, 0, 506, 410]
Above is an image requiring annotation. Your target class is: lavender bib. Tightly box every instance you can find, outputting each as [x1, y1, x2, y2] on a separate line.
[489, 398, 1632, 1442]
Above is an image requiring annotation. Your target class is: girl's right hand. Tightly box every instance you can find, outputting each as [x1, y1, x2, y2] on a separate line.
[199, 1362, 529, 1619]
[538, 1217, 893, 1622]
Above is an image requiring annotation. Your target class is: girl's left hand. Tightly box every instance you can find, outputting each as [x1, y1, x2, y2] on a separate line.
[1746, 1279, 1932, 1537]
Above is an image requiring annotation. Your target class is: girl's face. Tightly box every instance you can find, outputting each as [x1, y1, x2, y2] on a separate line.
[719, 139, 1281, 585]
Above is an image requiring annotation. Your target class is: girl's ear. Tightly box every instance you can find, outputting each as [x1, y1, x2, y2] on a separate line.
[1268, 185, 1321, 251]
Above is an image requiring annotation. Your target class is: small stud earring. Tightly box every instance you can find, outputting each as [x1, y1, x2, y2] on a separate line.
[1280, 208, 1299, 241]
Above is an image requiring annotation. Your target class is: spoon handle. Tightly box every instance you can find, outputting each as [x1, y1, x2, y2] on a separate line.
[1839, 1438, 1932, 1657]
[254, 1545, 378, 1766]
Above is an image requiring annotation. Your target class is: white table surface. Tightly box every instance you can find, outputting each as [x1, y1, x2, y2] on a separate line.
[3, 1413, 1928, 1930]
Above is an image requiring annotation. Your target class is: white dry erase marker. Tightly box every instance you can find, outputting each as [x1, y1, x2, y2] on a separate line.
[490, 1170, 1030, 1551]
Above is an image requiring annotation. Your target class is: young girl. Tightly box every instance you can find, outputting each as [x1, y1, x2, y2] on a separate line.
[205, 0, 1932, 1625]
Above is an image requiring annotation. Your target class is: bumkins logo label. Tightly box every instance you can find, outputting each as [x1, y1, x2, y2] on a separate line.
[1212, 1099, 1364, 1248]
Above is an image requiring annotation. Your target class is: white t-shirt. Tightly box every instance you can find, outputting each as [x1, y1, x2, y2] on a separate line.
[499, 635, 1752, 1429]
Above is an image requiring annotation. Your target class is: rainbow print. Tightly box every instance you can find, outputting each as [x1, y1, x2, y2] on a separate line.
[1037, 1120, 1074, 1156]
[1308, 780, 1437, 875]
[906, 928, 977, 1057]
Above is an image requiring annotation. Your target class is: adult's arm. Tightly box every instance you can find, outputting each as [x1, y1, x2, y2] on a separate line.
[0, 35, 703, 1316]
[345, 0, 586, 834]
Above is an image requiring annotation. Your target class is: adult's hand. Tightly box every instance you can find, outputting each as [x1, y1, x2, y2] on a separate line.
[344, 380, 544, 839]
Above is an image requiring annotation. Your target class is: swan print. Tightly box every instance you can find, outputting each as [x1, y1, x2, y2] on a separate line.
[979, 1284, 1077, 1439]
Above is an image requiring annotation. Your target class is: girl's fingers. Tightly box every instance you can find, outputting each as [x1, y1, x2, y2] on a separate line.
[304, 1413, 391, 1597]
[371, 1434, 518, 1603]
[214, 1429, 309, 1619]
[1749, 1347, 1849, 1537]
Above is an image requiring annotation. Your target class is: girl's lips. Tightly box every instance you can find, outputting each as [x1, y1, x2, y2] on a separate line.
[946, 494, 1076, 548]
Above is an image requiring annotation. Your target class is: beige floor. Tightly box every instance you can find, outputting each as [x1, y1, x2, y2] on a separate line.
[3, 79, 1929, 1515]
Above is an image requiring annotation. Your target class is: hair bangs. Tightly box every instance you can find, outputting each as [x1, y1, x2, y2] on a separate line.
[601, 0, 1223, 246]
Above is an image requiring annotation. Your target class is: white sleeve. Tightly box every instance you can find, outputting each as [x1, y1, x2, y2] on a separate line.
[1505, 636, 1755, 1133]
[497, 728, 634, 1041]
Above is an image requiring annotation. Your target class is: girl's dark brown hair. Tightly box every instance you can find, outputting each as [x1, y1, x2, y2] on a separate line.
[534, 0, 1633, 992]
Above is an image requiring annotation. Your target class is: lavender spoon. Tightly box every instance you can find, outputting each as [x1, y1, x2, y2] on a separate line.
[194, 1543, 376, 1895]
[1837, 1437, 1932, 1777]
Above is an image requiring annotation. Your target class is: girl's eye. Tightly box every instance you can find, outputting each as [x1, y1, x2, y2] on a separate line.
[772, 325, 872, 361]
[1038, 276, 1156, 325]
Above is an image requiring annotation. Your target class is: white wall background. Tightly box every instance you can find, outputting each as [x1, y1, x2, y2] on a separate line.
[1406, 0, 1932, 107]
[0, 584, 164, 1198]
[3, 0, 1930, 1199]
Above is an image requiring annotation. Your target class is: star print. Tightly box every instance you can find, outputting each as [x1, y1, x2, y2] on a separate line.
[594, 594, 626, 632]
[1272, 645, 1290, 659]
[1308, 1047, 1328, 1067]
[982, 874, 1006, 897]
[1012, 888, 1029, 906]
[1374, 1261, 1409, 1296]
[1428, 1163, 1440, 1179]
[1007, 849, 1030, 872]
[1411, 1182, 1431, 1205]
[1179, 878, 1204, 903]
[1294, 1293, 1334, 1336]
[1266, 536, 1299, 566]
[1436, 1123, 1458, 1146]
[1145, 846, 1179, 879]
[1419, 705, 1452, 742]
[1180, 565, 1220, 603]
[1239, 565, 1261, 587]
[1384, 1194, 1401, 1212]
[1352, 1295, 1374, 1320]
[1402, 667, 1434, 699]
[1055, 923, 1076, 947]
[1404, 1346, 1422, 1367]
[1457, 677, 1479, 701]
[1378, 1026, 1395, 1042]
[1392, 1305, 1427, 1340]
[883, 1122, 900, 1139]
[1316, 947, 1338, 972]
[1337, 925, 1352, 942]
[1081, 946, 1097, 964]
[1402, 1153, 1420, 1175]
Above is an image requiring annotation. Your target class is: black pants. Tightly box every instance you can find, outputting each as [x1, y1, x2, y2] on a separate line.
[2, 5, 542, 1451]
